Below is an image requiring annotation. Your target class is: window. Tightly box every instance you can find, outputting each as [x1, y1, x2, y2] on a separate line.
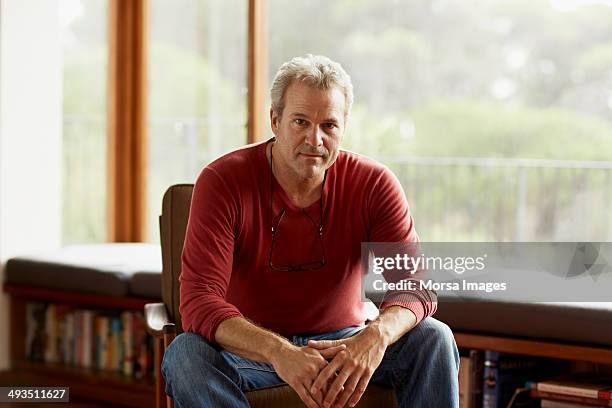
[60, 0, 108, 244]
[268, 0, 612, 241]
[147, 0, 248, 241]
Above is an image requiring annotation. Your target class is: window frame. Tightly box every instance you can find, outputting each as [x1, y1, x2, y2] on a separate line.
[106, 0, 268, 241]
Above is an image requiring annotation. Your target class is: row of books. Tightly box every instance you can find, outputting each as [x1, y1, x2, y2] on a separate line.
[459, 350, 612, 408]
[26, 302, 154, 378]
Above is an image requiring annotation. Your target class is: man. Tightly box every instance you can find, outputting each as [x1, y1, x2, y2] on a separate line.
[162, 54, 459, 407]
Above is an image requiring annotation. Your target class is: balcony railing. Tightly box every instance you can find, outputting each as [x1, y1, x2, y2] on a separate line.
[380, 156, 612, 242]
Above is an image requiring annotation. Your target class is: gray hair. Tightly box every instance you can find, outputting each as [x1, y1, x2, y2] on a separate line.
[270, 54, 354, 120]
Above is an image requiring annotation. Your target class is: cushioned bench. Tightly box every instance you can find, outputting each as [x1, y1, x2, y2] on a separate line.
[435, 298, 612, 348]
[4, 243, 162, 298]
[5, 244, 612, 351]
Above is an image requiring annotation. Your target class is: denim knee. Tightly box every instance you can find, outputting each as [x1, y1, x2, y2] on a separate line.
[162, 332, 218, 382]
[417, 318, 459, 366]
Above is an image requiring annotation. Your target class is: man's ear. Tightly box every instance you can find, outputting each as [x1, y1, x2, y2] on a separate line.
[270, 108, 279, 136]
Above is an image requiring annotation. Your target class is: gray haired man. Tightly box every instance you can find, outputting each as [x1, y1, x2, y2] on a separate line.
[162, 54, 459, 407]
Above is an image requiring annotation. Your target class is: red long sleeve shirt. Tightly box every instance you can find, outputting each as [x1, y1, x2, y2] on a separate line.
[180, 139, 437, 343]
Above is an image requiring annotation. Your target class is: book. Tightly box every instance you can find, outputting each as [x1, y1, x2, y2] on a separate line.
[534, 375, 612, 400]
[95, 316, 109, 369]
[541, 399, 603, 408]
[469, 350, 484, 408]
[45, 304, 71, 364]
[74, 310, 83, 366]
[122, 311, 134, 376]
[110, 317, 123, 371]
[62, 312, 74, 364]
[25, 302, 46, 361]
[132, 312, 147, 378]
[531, 388, 612, 406]
[44, 304, 58, 363]
[460, 355, 471, 408]
[82, 310, 94, 368]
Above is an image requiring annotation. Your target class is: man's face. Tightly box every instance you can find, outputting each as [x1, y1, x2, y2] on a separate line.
[270, 81, 346, 181]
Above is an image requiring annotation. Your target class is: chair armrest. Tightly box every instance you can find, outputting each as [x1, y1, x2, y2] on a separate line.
[145, 302, 176, 337]
[364, 299, 380, 323]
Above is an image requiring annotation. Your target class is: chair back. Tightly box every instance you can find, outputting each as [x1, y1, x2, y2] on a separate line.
[159, 184, 194, 334]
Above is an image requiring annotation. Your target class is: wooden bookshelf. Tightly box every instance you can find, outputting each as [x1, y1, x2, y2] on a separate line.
[455, 332, 612, 365]
[7, 361, 155, 407]
[2, 284, 157, 408]
[5, 283, 611, 407]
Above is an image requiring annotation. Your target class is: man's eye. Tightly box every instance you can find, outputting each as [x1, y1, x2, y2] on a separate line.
[323, 123, 337, 129]
[294, 119, 306, 125]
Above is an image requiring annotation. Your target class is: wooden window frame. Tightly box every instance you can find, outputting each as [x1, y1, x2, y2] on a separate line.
[107, 0, 148, 242]
[247, 0, 268, 144]
[106, 0, 267, 241]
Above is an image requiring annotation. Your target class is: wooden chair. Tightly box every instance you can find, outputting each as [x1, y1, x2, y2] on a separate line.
[145, 184, 397, 408]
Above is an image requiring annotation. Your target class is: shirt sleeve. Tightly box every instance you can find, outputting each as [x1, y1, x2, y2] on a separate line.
[368, 166, 437, 324]
[179, 167, 243, 344]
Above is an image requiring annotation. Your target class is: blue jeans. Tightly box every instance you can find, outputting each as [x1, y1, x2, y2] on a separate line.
[162, 317, 459, 407]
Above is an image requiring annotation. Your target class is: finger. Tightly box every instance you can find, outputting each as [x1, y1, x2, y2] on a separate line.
[318, 344, 346, 359]
[333, 372, 361, 408]
[309, 385, 323, 407]
[348, 371, 373, 407]
[317, 383, 343, 408]
[310, 350, 349, 395]
[312, 388, 325, 407]
[323, 370, 351, 408]
[295, 385, 320, 408]
[308, 339, 340, 349]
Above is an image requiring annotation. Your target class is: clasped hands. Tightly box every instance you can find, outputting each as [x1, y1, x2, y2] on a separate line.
[271, 326, 387, 408]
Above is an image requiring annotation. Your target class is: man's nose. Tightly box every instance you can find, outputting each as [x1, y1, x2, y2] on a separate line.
[304, 124, 324, 147]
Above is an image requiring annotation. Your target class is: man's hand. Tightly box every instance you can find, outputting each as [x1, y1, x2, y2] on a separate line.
[269, 343, 347, 408]
[307, 326, 388, 408]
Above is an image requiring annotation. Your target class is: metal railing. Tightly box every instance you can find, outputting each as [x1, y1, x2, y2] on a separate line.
[379, 156, 612, 242]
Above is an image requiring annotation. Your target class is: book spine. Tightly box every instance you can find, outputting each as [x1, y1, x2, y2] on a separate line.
[541, 399, 602, 408]
[82, 310, 93, 368]
[459, 356, 471, 408]
[104, 317, 112, 370]
[482, 351, 499, 408]
[25, 302, 40, 360]
[73, 310, 80, 366]
[133, 312, 145, 378]
[469, 350, 484, 408]
[531, 389, 612, 407]
[54, 305, 70, 364]
[44, 304, 58, 363]
[96, 316, 109, 370]
[537, 383, 607, 400]
[31, 303, 46, 361]
[25, 303, 33, 359]
[63, 313, 73, 364]
[94, 316, 101, 369]
[122, 311, 133, 377]
[110, 317, 122, 371]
